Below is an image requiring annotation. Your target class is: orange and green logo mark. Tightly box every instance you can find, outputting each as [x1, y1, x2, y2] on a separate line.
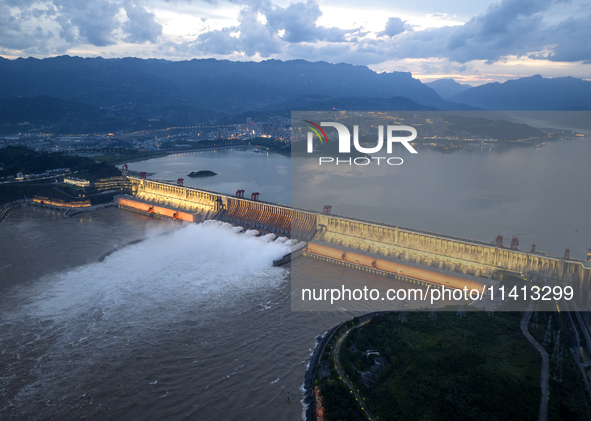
[304, 120, 329, 144]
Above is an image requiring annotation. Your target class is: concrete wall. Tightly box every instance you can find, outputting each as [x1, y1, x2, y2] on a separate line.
[307, 242, 486, 290]
[221, 197, 316, 239]
[127, 176, 318, 239]
[130, 177, 219, 216]
[117, 196, 196, 222]
[315, 213, 591, 304]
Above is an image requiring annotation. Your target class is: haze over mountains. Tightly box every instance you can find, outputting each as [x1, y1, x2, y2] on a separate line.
[0, 56, 590, 134]
[450, 75, 591, 111]
[425, 79, 472, 99]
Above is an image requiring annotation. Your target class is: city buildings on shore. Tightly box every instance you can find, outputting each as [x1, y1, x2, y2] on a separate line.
[0, 116, 291, 153]
[64, 176, 90, 187]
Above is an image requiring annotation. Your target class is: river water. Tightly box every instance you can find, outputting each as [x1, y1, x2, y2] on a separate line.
[1, 137, 590, 419]
[0, 208, 346, 420]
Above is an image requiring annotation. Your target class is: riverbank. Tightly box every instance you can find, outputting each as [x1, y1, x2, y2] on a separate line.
[158, 144, 247, 154]
[79, 144, 256, 166]
[312, 308, 591, 421]
[304, 324, 341, 421]
[305, 312, 391, 421]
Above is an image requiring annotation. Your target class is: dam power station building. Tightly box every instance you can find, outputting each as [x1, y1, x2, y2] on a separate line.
[116, 176, 591, 307]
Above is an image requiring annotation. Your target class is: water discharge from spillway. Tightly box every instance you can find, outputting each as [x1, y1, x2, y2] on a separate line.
[0, 221, 292, 418]
[22, 221, 290, 320]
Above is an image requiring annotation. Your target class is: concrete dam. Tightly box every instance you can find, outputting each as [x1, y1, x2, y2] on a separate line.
[118, 176, 591, 305]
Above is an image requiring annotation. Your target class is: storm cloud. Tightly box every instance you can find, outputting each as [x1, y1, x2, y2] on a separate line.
[123, 2, 163, 44]
[185, 0, 591, 65]
[378, 17, 408, 38]
[0, 0, 162, 49]
[0, 0, 589, 72]
[264, 1, 360, 43]
[53, 0, 121, 46]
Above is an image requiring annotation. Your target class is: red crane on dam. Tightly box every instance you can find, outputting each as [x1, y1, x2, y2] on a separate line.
[177, 178, 184, 186]
[495, 235, 503, 247]
[251, 192, 260, 201]
[236, 190, 245, 198]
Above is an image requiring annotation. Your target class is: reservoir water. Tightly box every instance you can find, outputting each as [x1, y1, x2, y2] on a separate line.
[128, 149, 291, 205]
[1, 137, 590, 419]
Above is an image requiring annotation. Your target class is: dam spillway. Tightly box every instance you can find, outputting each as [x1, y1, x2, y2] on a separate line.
[118, 176, 591, 305]
[121, 176, 318, 239]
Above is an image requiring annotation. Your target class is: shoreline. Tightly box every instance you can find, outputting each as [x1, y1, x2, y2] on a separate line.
[303, 324, 340, 421]
[118, 143, 291, 166]
[158, 144, 247, 154]
[303, 311, 394, 421]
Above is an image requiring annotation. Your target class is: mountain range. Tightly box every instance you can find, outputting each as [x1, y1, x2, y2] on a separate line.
[450, 75, 591, 111]
[0, 56, 590, 134]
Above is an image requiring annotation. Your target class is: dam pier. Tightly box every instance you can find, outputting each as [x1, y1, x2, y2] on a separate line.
[116, 176, 591, 306]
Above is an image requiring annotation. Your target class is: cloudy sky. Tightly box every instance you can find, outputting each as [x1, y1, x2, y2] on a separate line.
[1, 0, 590, 84]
